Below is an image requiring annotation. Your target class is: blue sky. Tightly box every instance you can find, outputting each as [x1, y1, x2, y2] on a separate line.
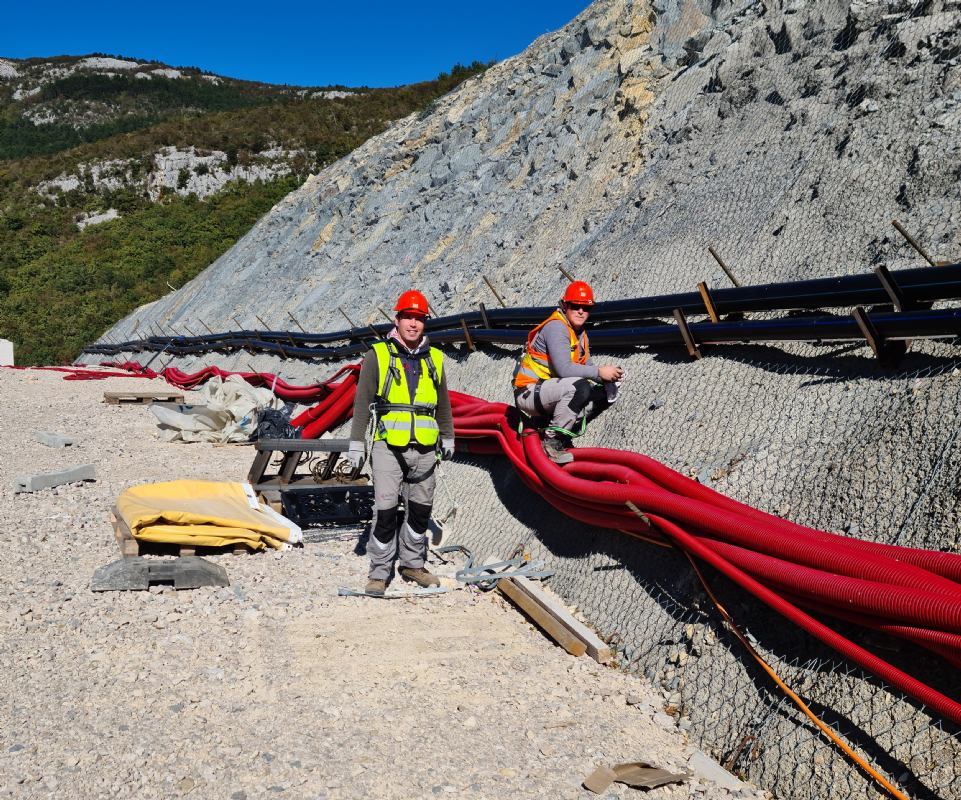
[2, 1, 593, 88]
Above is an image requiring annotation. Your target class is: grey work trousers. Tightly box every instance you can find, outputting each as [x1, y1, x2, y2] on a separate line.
[515, 377, 586, 437]
[367, 438, 437, 581]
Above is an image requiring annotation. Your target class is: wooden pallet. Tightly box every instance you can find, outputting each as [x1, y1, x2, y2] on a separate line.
[110, 506, 250, 558]
[103, 390, 184, 405]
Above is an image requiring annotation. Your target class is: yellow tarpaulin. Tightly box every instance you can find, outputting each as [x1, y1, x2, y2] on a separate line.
[116, 480, 302, 551]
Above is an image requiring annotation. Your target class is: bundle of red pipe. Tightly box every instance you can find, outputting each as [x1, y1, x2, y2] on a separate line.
[65, 361, 961, 724]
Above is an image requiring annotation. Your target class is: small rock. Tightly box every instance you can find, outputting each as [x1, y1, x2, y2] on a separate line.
[653, 712, 675, 729]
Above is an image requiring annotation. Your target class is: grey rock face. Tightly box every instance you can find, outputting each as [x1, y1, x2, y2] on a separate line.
[91, 0, 959, 342]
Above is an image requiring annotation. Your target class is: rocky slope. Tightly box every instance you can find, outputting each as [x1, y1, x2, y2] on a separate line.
[84, 2, 961, 798]
[94, 0, 960, 336]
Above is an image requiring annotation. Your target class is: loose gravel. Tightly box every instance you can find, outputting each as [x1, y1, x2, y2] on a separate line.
[0, 368, 768, 800]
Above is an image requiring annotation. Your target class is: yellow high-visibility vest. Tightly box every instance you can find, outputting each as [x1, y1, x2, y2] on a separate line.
[513, 310, 589, 389]
[372, 340, 444, 447]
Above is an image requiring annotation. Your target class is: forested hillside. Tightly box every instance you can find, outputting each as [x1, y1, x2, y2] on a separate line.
[0, 55, 487, 363]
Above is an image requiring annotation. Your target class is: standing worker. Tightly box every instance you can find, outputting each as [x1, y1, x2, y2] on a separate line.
[347, 290, 455, 596]
[513, 280, 625, 464]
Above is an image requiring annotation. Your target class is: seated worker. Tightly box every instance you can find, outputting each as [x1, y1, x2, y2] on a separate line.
[347, 290, 455, 596]
[513, 280, 624, 464]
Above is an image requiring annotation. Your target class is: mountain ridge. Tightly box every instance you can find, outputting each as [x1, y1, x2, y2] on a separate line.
[0, 55, 488, 362]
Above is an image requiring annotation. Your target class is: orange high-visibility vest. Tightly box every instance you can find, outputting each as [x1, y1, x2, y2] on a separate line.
[513, 310, 590, 389]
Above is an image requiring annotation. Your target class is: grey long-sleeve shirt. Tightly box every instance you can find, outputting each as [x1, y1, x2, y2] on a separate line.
[349, 345, 455, 443]
[536, 319, 599, 380]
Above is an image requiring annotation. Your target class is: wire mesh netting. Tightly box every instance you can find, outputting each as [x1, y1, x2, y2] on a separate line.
[436, 339, 961, 800]
[438, 345, 961, 798]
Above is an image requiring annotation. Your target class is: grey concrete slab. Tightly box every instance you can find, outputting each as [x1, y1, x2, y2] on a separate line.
[12, 464, 96, 493]
[32, 431, 75, 448]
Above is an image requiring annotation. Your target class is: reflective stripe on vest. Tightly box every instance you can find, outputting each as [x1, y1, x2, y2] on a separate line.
[513, 310, 590, 389]
[372, 340, 444, 447]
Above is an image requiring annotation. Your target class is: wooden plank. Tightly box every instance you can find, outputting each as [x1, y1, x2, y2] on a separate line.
[511, 576, 614, 663]
[110, 505, 140, 558]
[278, 451, 301, 484]
[254, 438, 351, 452]
[103, 390, 184, 405]
[246, 449, 272, 485]
[110, 504, 248, 558]
[497, 578, 587, 657]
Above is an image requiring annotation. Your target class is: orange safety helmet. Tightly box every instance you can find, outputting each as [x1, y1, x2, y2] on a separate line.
[394, 289, 430, 317]
[562, 280, 594, 306]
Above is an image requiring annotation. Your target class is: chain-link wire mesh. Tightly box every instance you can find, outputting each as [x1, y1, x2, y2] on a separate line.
[435, 337, 961, 800]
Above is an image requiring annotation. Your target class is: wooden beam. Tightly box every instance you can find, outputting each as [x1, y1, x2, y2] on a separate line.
[673, 308, 702, 359]
[510, 576, 613, 663]
[498, 578, 587, 657]
[697, 281, 720, 323]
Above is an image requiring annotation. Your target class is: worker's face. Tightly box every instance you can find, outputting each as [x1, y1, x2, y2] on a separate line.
[395, 311, 426, 347]
[563, 301, 591, 328]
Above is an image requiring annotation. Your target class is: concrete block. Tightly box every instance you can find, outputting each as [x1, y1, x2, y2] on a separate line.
[687, 751, 746, 791]
[33, 431, 75, 448]
[91, 556, 229, 592]
[13, 464, 96, 494]
[0, 339, 12, 367]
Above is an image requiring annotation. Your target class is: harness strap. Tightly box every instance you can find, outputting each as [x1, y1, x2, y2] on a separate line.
[375, 402, 437, 416]
[532, 383, 548, 417]
[390, 446, 437, 485]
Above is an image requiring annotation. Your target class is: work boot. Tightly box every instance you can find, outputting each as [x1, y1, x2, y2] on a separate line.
[398, 566, 440, 588]
[543, 436, 573, 465]
[365, 578, 386, 596]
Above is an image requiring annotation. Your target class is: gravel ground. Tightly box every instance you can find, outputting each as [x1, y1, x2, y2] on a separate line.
[0, 368, 768, 800]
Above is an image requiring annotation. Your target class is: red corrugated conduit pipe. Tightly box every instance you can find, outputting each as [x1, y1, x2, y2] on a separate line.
[77, 361, 961, 727]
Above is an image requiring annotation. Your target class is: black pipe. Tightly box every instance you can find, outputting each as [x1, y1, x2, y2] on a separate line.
[96, 262, 961, 352]
[84, 307, 961, 362]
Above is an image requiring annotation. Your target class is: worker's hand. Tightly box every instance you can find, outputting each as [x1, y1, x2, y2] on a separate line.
[440, 438, 456, 461]
[346, 440, 365, 470]
[598, 365, 624, 382]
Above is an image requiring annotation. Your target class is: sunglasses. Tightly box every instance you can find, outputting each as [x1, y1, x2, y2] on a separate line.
[566, 303, 592, 312]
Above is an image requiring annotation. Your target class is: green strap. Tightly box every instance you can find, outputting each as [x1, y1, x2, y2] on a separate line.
[545, 418, 587, 439]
